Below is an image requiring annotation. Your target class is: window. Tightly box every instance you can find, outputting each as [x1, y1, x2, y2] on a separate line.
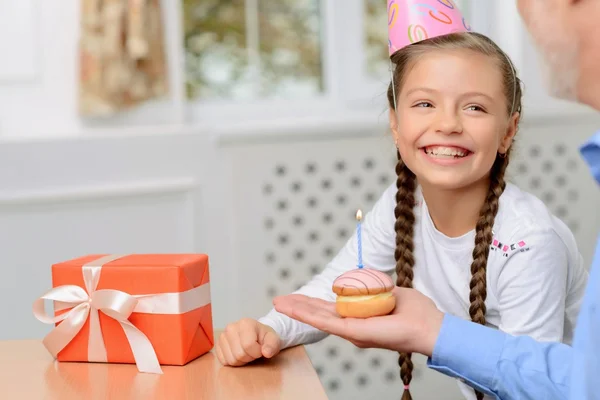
[184, 0, 324, 101]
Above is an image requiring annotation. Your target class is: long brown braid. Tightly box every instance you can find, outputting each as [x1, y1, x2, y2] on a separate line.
[387, 31, 522, 400]
[469, 153, 511, 327]
[393, 154, 417, 400]
[469, 151, 511, 400]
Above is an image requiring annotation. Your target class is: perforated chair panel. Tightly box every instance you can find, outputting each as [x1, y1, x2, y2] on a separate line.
[230, 136, 461, 399]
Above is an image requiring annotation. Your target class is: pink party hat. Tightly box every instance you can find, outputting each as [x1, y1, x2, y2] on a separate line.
[388, 0, 472, 55]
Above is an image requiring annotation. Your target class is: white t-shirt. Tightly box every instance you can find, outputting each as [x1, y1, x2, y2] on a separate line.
[259, 182, 588, 400]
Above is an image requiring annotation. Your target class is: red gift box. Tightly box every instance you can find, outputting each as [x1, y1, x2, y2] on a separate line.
[33, 254, 214, 373]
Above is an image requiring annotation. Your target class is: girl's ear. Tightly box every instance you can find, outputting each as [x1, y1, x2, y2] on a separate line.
[500, 112, 520, 153]
[389, 108, 400, 147]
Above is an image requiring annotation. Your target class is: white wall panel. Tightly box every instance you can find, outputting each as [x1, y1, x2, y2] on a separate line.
[0, 132, 238, 341]
[0, 0, 38, 82]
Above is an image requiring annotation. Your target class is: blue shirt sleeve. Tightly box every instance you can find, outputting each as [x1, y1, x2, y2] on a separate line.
[570, 135, 600, 399]
[568, 236, 600, 399]
[428, 314, 572, 400]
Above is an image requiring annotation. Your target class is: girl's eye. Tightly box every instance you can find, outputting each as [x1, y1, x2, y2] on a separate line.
[466, 105, 485, 112]
[414, 102, 433, 108]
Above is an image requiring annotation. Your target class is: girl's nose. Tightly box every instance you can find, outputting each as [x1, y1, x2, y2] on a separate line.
[432, 110, 463, 135]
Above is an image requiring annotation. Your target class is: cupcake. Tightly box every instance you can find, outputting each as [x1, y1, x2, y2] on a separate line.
[332, 268, 396, 318]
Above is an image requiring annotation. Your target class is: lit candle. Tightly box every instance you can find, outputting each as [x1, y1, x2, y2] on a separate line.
[356, 209, 363, 269]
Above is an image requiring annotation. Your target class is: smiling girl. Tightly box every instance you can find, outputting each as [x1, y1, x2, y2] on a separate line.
[215, 3, 589, 400]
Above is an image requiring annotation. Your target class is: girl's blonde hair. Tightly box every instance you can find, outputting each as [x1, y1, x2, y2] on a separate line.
[387, 32, 523, 400]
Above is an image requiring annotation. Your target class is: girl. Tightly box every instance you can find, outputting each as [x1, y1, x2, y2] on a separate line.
[215, 3, 588, 400]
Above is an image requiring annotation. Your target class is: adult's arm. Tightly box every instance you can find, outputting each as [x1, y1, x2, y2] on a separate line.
[428, 314, 572, 400]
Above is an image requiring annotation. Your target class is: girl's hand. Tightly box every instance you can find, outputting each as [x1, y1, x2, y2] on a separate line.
[273, 287, 443, 357]
[215, 318, 282, 366]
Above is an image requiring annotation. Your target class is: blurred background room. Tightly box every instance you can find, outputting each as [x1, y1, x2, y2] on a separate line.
[1, 0, 599, 399]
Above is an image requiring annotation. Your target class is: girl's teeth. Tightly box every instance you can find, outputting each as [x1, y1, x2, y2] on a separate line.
[424, 147, 467, 158]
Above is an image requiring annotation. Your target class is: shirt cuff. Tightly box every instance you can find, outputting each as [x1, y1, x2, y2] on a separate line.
[257, 315, 283, 339]
[258, 314, 302, 350]
[427, 314, 507, 396]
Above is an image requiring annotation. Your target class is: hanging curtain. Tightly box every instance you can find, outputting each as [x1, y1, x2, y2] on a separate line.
[78, 0, 168, 116]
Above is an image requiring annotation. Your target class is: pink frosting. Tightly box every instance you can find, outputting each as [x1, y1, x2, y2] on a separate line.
[333, 268, 394, 295]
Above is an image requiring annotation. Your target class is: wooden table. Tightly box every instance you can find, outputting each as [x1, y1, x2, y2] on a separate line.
[0, 334, 328, 399]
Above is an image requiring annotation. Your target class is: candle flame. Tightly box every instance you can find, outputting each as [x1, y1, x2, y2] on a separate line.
[356, 209, 363, 221]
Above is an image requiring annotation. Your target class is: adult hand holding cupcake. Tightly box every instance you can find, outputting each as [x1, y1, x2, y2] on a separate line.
[273, 286, 443, 357]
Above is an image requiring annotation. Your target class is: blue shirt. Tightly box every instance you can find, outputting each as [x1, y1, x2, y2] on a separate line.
[428, 132, 600, 400]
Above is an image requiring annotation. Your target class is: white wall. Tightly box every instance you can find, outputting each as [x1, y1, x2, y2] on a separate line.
[0, 131, 238, 337]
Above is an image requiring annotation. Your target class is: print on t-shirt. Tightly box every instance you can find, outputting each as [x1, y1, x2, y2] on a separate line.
[490, 238, 530, 257]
